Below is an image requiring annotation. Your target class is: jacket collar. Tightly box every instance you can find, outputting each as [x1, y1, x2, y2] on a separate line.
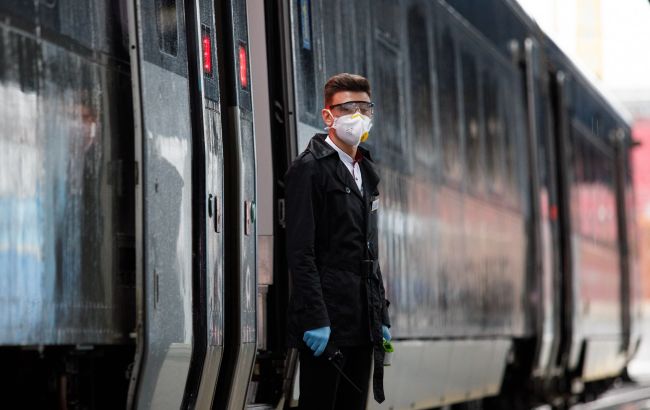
[307, 133, 374, 161]
[307, 133, 380, 193]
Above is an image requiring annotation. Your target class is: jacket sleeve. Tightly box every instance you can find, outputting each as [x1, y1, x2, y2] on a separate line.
[377, 265, 391, 327]
[285, 157, 330, 331]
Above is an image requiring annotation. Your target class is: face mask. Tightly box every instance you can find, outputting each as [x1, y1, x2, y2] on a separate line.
[327, 112, 373, 146]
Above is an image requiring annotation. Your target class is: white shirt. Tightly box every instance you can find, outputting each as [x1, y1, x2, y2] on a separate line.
[325, 136, 363, 195]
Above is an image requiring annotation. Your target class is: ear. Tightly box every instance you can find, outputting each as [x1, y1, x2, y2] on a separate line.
[321, 108, 334, 127]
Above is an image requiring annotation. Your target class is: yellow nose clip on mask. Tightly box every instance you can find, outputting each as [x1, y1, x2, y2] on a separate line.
[350, 113, 371, 142]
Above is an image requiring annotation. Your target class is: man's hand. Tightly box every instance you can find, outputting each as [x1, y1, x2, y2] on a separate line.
[382, 325, 391, 342]
[303, 326, 331, 357]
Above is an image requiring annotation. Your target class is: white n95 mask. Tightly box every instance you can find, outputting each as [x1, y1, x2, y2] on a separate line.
[329, 112, 373, 147]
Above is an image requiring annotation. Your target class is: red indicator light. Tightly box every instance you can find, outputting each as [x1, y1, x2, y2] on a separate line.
[550, 204, 558, 221]
[202, 34, 212, 76]
[239, 44, 248, 89]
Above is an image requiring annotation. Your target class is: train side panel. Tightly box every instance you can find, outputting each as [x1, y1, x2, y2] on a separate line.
[0, 1, 135, 346]
[128, 0, 195, 407]
[554, 67, 630, 381]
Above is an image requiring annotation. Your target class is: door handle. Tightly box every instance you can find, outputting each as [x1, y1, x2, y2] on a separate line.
[215, 195, 221, 233]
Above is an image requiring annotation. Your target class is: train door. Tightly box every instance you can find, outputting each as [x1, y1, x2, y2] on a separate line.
[181, 0, 225, 408]
[615, 136, 642, 361]
[540, 65, 565, 377]
[213, 0, 258, 408]
[550, 70, 578, 375]
[522, 39, 564, 377]
[126, 0, 195, 408]
[614, 131, 632, 358]
[246, 0, 282, 404]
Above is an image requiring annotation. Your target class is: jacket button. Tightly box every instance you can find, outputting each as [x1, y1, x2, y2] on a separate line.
[345, 187, 351, 194]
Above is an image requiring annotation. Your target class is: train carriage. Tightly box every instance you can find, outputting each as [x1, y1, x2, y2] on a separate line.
[0, 0, 640, 409]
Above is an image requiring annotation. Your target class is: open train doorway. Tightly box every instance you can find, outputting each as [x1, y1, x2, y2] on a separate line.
[242, 0, 296, 407]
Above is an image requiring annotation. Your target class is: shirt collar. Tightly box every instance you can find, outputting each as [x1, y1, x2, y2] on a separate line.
[325, 135, 363, 165]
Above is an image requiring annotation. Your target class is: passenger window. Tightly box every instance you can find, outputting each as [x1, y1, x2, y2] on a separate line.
[572, 133, 585, 230]
[320, 1, 341, 75]
[461, 50, 482, 191]
[374, 0, 401, 44]
[339, 0, 371, 76]
[436, 27, 461, 181]
[582, 140, 593, 239]
[407, 6, 435, 170]
[606, 157, 617, 244]
[295, 0, 318, 126]
[587, 139, 616, 246]
[353, 0, 371, 76]
[298, 0, 313, 51]
[482, 69, 503, 193]
[501, 81, 518, 197]
[157, 0, 178, 56]
[338, 3, 355, 74]
[373, 39, 404, 161]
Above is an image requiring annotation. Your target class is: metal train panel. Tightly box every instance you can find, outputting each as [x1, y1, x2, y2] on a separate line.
[212, 0, 258, 407]
[369, 339, 511, 409]
[135, 60, 194, 410]
[128, 0, 194, 407]
[449, 0, 636, 384]
[523, 39, 565, 376]
[547, 55, 631, 377]
[569, 120, 621, 338]
[625, 168, 643, 358]
[0, 4, 134, 346]
[177, 0, 226, 404]
[379, 0, 530, 338]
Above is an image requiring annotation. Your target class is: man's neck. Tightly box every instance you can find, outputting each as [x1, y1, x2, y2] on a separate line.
[328, 130, 357, 158]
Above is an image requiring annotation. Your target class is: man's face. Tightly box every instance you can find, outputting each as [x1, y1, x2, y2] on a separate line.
[322, 91, 372, 127]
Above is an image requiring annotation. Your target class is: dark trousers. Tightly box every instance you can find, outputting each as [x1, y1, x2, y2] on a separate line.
[298, 344, 372, 410]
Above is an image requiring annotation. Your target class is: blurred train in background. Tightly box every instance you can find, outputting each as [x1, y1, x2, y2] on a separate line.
[0, 0, 643, 409]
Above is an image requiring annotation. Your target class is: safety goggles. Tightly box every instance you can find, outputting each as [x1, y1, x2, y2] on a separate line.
[328, 101, 375, 116]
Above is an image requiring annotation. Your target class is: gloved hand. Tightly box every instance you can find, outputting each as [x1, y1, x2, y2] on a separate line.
[303, 326, 331, 357]
[382, 325, 391, 342]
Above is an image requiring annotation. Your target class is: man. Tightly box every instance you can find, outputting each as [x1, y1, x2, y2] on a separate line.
[285, 73, 391, 409]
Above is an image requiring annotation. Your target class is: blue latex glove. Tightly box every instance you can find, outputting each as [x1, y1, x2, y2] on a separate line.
[382, 325, 391, 342]
[303, 326, 331, 357]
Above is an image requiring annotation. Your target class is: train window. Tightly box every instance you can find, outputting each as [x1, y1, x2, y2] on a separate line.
[581, 139, 593, 239]
[374, 0, 401, 44]
[436, 26, 461, 181]
[294, 0, 318, 126]
[299, 0, 312, 50]
[591, 145, 601, 242]
[571, 130, 584, 231]
[337, 0, 371, 76]
[373, 39, 404, 161]
[590, 142, 612, 245]
[353, 0, 371, 76]
[461, 50, 482, 191]
[570, 122, 618, 245]
[501, 81, 518, 197]
[338, 0, 354, 73]
[157, 0, 178, 56]
[606, 158, 618, 244]
[320, 0, 341, 75]
[482, 69, 503, 193]
[407, 5, 435, 171]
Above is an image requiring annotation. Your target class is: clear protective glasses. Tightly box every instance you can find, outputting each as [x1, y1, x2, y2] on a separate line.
[328, 100, 375, 117]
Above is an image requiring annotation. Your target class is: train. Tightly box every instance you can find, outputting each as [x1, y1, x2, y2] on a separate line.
[0, 0, 641, 409]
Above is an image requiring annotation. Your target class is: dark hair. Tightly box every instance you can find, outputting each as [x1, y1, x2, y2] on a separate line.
[323, 73, 371, 106]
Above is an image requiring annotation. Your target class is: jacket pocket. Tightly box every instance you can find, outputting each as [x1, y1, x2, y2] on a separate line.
[320, 266, 364, 335]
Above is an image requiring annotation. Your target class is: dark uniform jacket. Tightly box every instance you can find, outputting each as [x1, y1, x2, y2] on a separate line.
[285, 133, 391, 402]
